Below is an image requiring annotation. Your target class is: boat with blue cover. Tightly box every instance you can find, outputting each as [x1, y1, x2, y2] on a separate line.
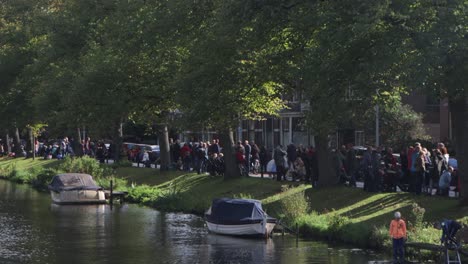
[205, 198, 276, 237]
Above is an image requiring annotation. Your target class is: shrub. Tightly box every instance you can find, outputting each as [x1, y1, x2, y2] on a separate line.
[95, 177, 128, 191]
[0, 162, 17, 179]
[279, 190, 309, 224]
[327, 212, 351, 239]
[11, 168, 35, 184]
[409, 202, 426, 230]
[33, 168, 58, 189]
[127, 185, 162, 204]
[295, 211, 329, 237]
[370, 225, 392, 249]
[59, 156, 111, 178]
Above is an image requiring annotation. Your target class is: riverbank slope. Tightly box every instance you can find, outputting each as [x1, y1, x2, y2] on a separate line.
[1, 157, 467, 256]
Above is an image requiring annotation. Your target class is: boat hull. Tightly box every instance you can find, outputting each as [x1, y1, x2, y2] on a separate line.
[50, 190, 106, 205]
[206, 221, 276, 237]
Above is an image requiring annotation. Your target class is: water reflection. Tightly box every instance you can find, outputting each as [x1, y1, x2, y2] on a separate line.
[0, 180, 384, 264]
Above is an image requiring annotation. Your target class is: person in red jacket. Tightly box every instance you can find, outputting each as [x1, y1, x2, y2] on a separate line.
[180, 143, 192, 171]
[389, 211, 407, 263]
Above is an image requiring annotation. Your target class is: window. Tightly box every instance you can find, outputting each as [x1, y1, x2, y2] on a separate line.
[355, 131, 365, 146]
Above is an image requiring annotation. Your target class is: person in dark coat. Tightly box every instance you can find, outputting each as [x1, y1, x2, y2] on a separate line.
[208, 139, 220, 155]
[259, 145, 269, 178]
[274, 145, 286, 181]
[243, 140, 251, 176]
[371, 147, 383, 192]
[287, 143, 297, 170]
[172, 140, 181, 168]
[301, 146, 312, 183]
[346, 143, 357, 185]
[362, 146, 373, 191]
[309, 146, 319, 187]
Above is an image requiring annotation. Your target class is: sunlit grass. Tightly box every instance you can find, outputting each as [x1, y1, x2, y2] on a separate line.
[0, 157, 61, 170]
[115, 167, 186, 186]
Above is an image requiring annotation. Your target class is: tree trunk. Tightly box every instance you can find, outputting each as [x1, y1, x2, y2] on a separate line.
[451, 97, 468, 205]
[219, 128, 240, 180]
[158, 124, 170, 171]
[112, 122, 124, 163]
[13, 127, 23, 157]
[5, 130, 11, 153]
[75, 127, 82, 156]
[29, 127, 34, 160]
[316, 134, 337, 187]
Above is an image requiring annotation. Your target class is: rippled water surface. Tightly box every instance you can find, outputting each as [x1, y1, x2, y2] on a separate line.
[0, 180, 386, 264]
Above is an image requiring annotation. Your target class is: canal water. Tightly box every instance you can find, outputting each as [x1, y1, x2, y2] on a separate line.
[0, 180, 386, 264]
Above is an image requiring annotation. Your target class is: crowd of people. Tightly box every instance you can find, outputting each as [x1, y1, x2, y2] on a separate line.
[1, 133, 460, 196]
[36, 137, 110, 163]
[151, 138, 463, 196]
[169, 139, 225, 176]
[332, 141, 460, 196]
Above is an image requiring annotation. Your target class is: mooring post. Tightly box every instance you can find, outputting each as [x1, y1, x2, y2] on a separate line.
[110, 179, 114, 206]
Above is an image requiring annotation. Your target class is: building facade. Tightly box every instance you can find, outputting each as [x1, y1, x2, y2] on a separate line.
[178, 91, 449, 148]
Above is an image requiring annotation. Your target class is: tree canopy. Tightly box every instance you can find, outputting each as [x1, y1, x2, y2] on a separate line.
[0, 0, 466, 190]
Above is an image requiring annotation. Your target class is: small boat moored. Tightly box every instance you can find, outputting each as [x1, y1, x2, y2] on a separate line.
[48, 173, 106, 205]
[205, 198, 276, 237]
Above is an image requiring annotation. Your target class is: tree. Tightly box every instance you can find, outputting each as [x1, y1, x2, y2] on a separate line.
[359, 99, 430, 147]
[404, 0, 468, 204]
[276, 0, 418, 186]
[177, 0, 285, 179]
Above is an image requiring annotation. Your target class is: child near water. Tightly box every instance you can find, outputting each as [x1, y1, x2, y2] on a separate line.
[389, 211, 407, 264]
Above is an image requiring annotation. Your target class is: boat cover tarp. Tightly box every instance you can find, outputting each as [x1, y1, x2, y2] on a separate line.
[48, 173, 102, 192]
[206, 198, 275, 225]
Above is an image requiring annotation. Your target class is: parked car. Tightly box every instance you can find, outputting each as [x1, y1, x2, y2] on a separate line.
[122, 142, 160, 164]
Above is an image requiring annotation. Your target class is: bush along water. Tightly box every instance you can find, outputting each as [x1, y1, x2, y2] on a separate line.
[293, 200, 461, 261]
[0, 162, 60, 189]
[0, 156, 127, 192]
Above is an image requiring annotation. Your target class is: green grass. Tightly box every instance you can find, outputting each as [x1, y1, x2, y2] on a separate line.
[115, 167, 187, 186]
[304, 186, 468, 226]
[122, 172, 300, 214]
[0, 157, 61, 171]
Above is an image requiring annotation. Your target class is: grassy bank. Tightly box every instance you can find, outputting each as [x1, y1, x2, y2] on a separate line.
[0, 156, 467, 259]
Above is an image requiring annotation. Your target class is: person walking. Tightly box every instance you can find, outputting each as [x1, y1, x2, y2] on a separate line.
[389, 211, 407, 264]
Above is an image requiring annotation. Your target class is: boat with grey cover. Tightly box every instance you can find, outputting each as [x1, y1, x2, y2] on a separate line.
[48, 173, 106, 204]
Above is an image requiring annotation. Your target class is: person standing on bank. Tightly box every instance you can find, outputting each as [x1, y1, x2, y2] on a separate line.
[274, 145, 286, 181]
[389, 211, 407, 264]
[243, 140, 251, 176]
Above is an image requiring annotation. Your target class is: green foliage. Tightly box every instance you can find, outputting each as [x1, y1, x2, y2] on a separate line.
[59, 156, 112, 178]
[370, 225, 392, 249]
[0, 162, 17, 179]
[127, 185, 162, 204]
[360, 100, 430, 146]
[95, 177, 127, 192]
[113, 159, 132, 169]
[279, 190, 309, 224]
[232, 193, 253, 199]
[32, 168, 58, 189]
[327, 212, 351, 239]
[409, 202, 426, 231]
